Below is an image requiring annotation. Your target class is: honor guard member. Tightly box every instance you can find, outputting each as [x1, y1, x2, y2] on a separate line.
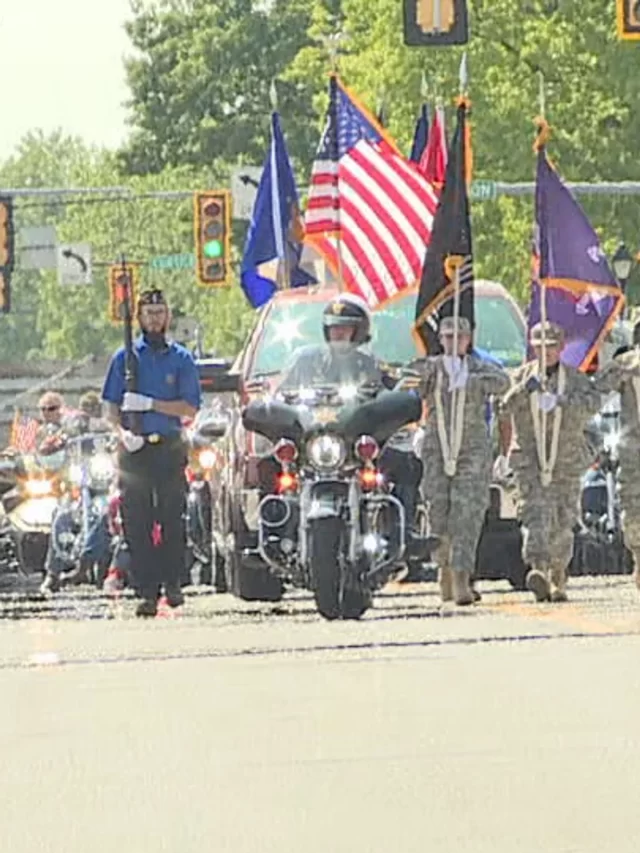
[102, 288, 201, 617]
[594, 321, 640, 592]
[413, 316, 509, 605]
[498, 321, 601, 603]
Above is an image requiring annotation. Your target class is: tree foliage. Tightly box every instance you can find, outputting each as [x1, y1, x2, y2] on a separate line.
[0, 134, 254, 362]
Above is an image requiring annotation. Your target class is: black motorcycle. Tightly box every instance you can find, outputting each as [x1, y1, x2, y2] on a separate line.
[184, 406, 229, 590]
[570, 409, 633, 577]
[242, 384, 421, 620]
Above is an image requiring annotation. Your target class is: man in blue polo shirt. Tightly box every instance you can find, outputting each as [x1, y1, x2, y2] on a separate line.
[102, 288, 201, 617]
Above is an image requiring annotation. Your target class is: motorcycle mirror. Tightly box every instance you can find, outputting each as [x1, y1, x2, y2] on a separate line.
[197, 359, 241, 394]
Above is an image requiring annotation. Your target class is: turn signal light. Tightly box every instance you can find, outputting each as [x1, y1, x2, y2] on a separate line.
[355, 435, 379, 462]
[359, 468, 380, 490]
[277, 472, 298, 493]
[274, 439, 298, 464]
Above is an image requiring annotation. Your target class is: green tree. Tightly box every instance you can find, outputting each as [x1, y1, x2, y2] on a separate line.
[121, 0, 318, 175]
[0, 134, 254, 362]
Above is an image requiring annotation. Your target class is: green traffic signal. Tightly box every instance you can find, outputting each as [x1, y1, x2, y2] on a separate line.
[203, 239, 223, 259]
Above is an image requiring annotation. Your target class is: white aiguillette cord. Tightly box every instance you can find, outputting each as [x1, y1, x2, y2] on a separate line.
[435, 363, 466, 477]
[529, 363, 565, 487]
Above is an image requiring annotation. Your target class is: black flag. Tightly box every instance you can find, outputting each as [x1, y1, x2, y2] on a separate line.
[414, 99, 474, 354]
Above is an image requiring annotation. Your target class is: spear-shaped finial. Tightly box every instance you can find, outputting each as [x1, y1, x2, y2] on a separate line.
[420, 71, 429, 100]
[269, 78, 278, 111]
[459, 51, 469, 97]
[538, 70, 546, 119]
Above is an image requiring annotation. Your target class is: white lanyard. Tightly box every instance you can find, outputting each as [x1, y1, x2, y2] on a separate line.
[435, 365, 466, 477]
[529, 364, 565, 487]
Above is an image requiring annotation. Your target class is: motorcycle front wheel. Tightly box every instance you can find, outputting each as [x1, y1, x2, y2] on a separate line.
[309, 517, 370, 621]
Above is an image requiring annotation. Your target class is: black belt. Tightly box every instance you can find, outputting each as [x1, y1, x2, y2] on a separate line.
[142, 433, 182, 446]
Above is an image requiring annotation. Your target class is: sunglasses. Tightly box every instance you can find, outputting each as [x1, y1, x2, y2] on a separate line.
[40, 406, 60, 413]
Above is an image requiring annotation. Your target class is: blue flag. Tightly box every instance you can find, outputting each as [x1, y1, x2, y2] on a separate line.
[240, 113, 314, 308]
[529, 149, 624, 370]
[409, 104, 430, 163]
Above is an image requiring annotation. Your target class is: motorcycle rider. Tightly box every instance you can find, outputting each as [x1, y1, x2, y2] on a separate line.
[35, 392, 67, 454]
[498, 321, 602, 603]
[412, 315, 510, 605]
[39, 394, 116, 595]
[259, 292, 424, 553]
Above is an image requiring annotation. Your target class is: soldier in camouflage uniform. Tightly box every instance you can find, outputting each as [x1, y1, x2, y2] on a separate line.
[593, 328, 640, 591]
[414, 316, 509, 605]
[499, 321, 601, 602]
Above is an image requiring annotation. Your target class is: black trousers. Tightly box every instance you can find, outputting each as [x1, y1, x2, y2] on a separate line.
[118, 438, 187, 600]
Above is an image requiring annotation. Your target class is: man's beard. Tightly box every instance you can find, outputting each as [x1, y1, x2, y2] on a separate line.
[142, 329, 167, 349]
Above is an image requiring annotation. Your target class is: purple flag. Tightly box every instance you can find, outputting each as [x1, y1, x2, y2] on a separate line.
[528, 151, 624, 370]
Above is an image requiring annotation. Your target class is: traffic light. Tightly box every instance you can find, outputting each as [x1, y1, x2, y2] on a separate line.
[193, 190, 232, 286]
[108, 263, 140, 324]
[617, 0, 640, 39]
[403, 0, 469, 46]
[0, 196, 15, 314]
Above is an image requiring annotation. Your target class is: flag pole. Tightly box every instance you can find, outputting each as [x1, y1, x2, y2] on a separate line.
[270, 80, 290, 292]
[535, 70, 549, 481]
[326, 35, 346, 292]
[444, 53, 468, 475]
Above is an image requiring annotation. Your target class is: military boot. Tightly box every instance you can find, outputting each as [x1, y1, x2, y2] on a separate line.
[452, 570, 474, 606]
[550, 562, 568, 603]
[439, 564, 453, 602]
[525, 564, 551, 602]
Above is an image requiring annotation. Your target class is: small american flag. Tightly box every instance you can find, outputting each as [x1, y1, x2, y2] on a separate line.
[10, 410, 39, 452]
[305, 76, 438, 308]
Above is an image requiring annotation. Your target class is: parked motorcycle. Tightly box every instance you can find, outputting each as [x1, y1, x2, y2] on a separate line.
[184, 406, 229, 590]
[242, 383, 421, 620]
[570, 407, 633, 576]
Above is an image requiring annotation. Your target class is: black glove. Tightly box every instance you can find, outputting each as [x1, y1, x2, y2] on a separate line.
[525, 376, 542, 394]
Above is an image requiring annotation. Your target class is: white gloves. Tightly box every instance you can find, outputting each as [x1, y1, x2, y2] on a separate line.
[121, 430, 144, 453]
[122, 392, 154, 412]
[493, 454, 511, 481]
[538, 391, 558, 413]
[442, 356, 469, 391]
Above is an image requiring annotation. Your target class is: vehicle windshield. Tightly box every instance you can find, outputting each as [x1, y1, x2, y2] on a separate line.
[250, 290, 526, 377]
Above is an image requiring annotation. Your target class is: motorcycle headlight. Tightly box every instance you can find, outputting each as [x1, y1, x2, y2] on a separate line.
[306, 435, 346, 471]
[89, 454, 115, 481]
[25, 479, 53, 497]
[198, 449, 217, 470]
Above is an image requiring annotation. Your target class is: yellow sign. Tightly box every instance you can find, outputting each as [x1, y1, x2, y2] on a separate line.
[416, 0, 455, 32]
[617, 0, 640, 39]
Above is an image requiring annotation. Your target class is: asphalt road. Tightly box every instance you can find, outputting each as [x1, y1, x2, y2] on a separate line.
[1, 575, 640, 853]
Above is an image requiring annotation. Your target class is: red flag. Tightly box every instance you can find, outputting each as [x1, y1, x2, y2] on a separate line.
[419, 105, 448, 189]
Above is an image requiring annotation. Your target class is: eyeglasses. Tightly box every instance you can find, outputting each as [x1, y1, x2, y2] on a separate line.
[40, 406, 60, 413]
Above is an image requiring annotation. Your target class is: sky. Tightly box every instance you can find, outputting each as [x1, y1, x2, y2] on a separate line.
[0, 0, 132, 159]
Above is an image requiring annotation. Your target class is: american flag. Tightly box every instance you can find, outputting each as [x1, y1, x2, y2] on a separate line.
[10, 410, 39, 452]
[305, 76, 438, 308]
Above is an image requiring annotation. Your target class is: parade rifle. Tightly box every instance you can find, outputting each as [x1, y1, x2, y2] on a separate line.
[120, 255, 141, 435]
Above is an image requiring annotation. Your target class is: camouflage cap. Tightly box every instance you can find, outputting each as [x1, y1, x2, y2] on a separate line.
[438, 315, 471, 335]
[529, 321, 564, 347]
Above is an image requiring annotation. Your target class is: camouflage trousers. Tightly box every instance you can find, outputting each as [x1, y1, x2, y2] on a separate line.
[518, 467, 582, 568]
[423, 445, 491, 574]
[618, 451, 640, 554]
